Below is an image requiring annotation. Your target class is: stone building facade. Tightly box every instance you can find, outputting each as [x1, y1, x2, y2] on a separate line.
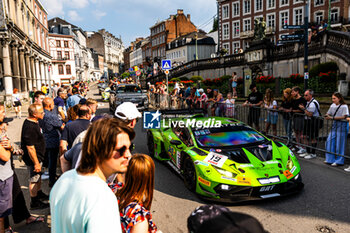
[217, 0, 350, 54]
[0, 0, 52, 102]
[150, 9, 197, 62]
[48, 33, 76, 85]
[87, 29, 124, 76]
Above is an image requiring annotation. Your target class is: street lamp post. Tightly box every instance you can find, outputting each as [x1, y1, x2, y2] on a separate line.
[195, 32, 198, 60]
[304, 0, 309, 90]
[327, 0, 331, 30]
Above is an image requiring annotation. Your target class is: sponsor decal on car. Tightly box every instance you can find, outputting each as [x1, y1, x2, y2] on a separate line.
[266, 161, 279, 164]
[221, 176, 237, 182]
[176, 151, 181, 169]
[237, 176, 251, 185]
[194, 160, 209, 167]
[290, 166, 297, 174]
[198, 176, 211, 186]
[283, 170, 293, 179]
[203, 152, 228, 168]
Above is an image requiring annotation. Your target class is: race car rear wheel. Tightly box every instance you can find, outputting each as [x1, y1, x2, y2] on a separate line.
[183, 156, 196, 192]
[147, 131, 155, 157]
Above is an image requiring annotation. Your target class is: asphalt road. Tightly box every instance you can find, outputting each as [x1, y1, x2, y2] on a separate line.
[7, 83, 350, 233]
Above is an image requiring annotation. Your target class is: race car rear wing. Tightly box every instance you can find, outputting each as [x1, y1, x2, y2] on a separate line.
[160, 109, 205, 119]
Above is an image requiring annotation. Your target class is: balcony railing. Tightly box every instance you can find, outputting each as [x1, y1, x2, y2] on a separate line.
[240, 30, 254, 38]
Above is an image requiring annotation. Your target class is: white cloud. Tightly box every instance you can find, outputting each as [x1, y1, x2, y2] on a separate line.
[41, 0, 89, 17]
[93, 10, 107, 20]
[68, 10, 83, 21]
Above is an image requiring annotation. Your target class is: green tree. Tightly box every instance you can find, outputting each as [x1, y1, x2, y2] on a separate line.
[209, 17, 218, 33]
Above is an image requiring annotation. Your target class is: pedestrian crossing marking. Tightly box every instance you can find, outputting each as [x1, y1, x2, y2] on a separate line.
[162, 60, 172, 70]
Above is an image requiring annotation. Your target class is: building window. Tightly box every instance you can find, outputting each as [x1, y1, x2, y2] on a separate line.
[267, 0, 275, 9]
[66, 65, 71, 75]
[255, 0, 263, 12]
[280, 0, 289, 6]
[57, 51, 62, 60]
[232, 2, 240, 17]
[243, 19, 251, 32]
[65, 51, 70, 60]
[293, 0, 303, 3]
[232, 21, 240, 38]
[233, 42, 240, 53]
[280, 11, 289, 30]
[294, 8, 303, 25]
[56, 40, 61, 47]
[64, 41, 68, 48]
[222, 23, 229, 40]
[315, 0, 324, 6]
[330, 8, 339, 23]
[58, 65, 64, 75]
[267, 14, 275, 28]
[222, 43, 230, 54]
[243, 0, 251, 15]
[315, 11, 324, 24]
[222, 4, 229, 19]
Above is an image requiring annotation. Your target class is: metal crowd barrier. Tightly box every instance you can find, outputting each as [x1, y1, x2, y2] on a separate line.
[148, 94, 350, 161]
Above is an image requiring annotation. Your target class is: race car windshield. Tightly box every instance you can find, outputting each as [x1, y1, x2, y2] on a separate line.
[117, 86, 142, 93]
[193, 126, 265, 148]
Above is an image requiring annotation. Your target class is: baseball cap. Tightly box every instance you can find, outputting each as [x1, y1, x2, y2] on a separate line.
[114, 102, 142, 120]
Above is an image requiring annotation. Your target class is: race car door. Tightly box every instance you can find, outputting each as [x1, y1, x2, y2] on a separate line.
[168, 127, 193, 169]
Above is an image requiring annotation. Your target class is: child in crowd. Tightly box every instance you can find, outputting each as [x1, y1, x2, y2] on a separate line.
[225, 92, 235, 117]
[117, 154, 161, 233]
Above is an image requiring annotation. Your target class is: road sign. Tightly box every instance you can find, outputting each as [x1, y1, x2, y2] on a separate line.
[283, 25, 305, 29]
[164, 70, 169, 75]
[277, 39, 303, 44]
[136, 70, 141, 76]
[128, 68, 133, 72]
[281, 34, 304, 39]
[162, 60, 172, 70]
[304, 72, 309, 80]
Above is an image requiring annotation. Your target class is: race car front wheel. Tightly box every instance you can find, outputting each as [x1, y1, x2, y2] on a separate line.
[183, 156, 196, 192]
[147, 131, 155, 157]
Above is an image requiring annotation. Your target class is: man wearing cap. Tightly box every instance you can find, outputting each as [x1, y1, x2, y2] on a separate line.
[114, 102, 142, 129]
[243, 83, 263, 131]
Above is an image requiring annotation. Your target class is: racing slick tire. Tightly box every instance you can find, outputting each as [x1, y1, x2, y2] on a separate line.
[183, 156, 196, 192]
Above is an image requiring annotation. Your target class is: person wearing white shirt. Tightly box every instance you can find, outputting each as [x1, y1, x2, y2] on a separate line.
[50, 118, 135, 233]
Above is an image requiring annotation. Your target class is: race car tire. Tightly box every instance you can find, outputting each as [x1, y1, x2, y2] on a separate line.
[147, 131, 155, 157]
[183, 156, 196, 192]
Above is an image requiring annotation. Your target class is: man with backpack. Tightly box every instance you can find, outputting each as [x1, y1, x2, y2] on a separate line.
[299, 89, 321, 159]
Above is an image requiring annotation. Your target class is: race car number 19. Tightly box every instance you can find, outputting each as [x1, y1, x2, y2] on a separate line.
[203, 152, 228, 168]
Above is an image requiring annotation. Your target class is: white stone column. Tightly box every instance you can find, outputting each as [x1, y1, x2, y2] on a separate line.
[30, 56, 36, 89]
[2, 40, 13, 102]
[19, 48, 27, 92]
[11, 42, 20, 91]
[25, 52, 32, 91]
[44, 63, 49, 85]
[35, 58, 41, 89]
[40, 60, 46, 85]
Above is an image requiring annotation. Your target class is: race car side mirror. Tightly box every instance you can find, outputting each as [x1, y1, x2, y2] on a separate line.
[170, 140, 182, 146]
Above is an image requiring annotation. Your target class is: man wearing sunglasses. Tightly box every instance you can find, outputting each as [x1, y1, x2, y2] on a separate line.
[50, 118, 135, 233]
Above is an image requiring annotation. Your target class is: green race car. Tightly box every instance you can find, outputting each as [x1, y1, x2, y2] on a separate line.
[146, 110, 304, 202]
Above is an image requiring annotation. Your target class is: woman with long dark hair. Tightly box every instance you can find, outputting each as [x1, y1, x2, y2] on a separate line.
[117, 154, 159, 233]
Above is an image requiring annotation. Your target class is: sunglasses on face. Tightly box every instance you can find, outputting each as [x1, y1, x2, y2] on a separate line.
[114, 143, 135, 157]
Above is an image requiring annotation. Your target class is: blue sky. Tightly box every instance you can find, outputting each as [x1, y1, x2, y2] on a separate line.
[41, 0, 217, 47]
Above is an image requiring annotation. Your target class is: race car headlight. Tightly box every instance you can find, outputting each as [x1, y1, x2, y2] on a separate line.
[215, 167, 237, 178]
[287, 156, 294, 171]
